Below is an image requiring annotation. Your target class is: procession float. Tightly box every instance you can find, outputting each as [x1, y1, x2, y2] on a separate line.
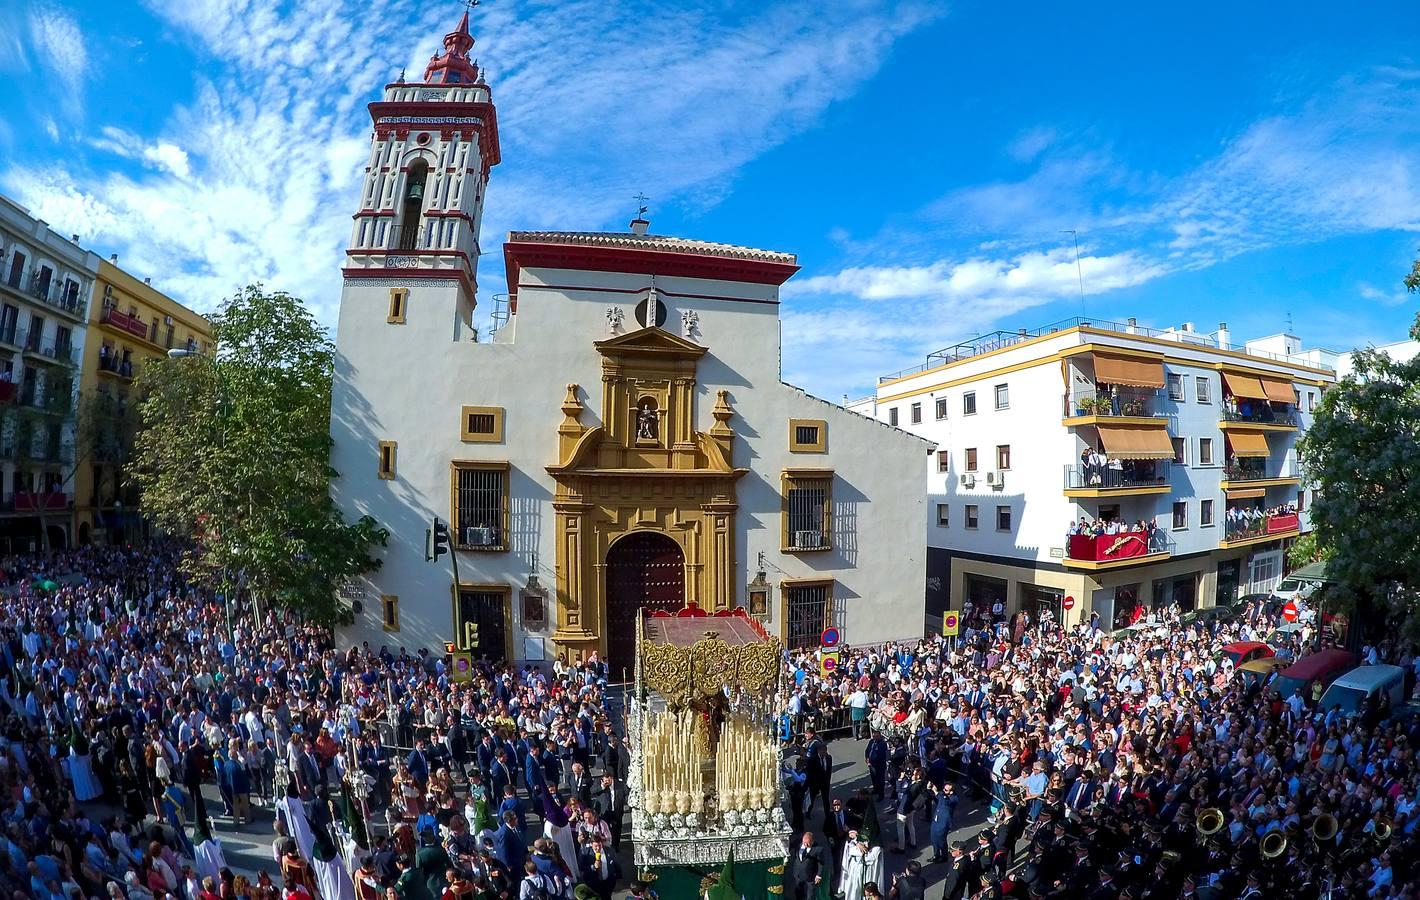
[628, 606, 790, 898]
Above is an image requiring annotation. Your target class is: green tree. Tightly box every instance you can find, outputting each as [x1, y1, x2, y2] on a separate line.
[1296, 254, 1420, 636]
[131, 285, 386, 624]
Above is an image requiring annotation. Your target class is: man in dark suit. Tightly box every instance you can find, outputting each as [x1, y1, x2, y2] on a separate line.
[598, 734, 630, 783]
[490, 749, 513, 802]
[591, 772, 626, 849]
[567, 761, 593, 808]
[802, 728, 831, 818]
[406, 739, 430, 790]
[577, 833, 619, 900]
[788, 832, 825, 900]
[887, 861, 926, 900]
[823, 796, 853, 886]
[940, 842, 978, 900]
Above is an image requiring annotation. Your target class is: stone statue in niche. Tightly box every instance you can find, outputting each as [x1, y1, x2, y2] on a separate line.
[636, 399, 660, 441]
[605, 306, 624, 334]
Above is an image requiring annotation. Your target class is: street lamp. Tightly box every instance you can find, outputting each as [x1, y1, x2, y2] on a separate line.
[168, 347, 235, 643]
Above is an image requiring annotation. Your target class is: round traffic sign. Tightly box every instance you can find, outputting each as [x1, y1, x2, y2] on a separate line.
[1062, 595, 1076, 611]
[822, 656, 837, 671]
[821, 627, 840, 648]
[1282, 601, 1299, 622]
[943, 612, 959, 627]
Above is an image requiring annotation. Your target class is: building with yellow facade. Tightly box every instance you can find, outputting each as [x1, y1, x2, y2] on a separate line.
[74, 258, 212, 544]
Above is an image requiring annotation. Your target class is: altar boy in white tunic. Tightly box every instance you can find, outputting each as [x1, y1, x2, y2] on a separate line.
[838, 803, 883, 900]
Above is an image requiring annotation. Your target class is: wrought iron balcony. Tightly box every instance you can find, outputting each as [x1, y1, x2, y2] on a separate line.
[1063, 386, 1162, 419]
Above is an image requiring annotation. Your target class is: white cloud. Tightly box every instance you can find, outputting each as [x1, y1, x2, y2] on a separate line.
[787, 67, 1420, 396]
[782, 247, 1167, 392]
[27, 5, 85, 112]
[1007, 126, 1056, 163]
[4, 0, 941, 324]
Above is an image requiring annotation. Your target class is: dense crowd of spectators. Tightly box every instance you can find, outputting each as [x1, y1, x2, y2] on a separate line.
[779, 597, 1420, 899]
[0, 544, 644, 900]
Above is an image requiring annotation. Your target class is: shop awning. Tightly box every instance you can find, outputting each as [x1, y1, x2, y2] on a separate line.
[1259, 376, 1295, 404]
[1093, 353, 1166, 389]
[1227, 431, 1270, 458]
[1224, 487, 1266, 499]
[1097, 424, 1175, 460]
[1222, 371, 1268, 401]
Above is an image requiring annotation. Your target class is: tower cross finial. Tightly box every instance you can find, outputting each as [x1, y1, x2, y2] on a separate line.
[461, 0, 479, 10]
[633, 192, 649, 218]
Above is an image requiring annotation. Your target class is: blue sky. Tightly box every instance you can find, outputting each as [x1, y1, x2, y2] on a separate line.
[2, 0, 1418, 398]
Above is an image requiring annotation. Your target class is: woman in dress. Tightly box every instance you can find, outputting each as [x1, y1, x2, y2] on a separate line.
[68, 725, 102, 802]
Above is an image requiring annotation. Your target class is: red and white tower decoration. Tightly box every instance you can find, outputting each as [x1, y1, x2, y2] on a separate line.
[342, 9, 501, 318]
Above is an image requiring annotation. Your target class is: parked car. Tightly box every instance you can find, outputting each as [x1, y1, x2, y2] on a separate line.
[1235, 657, 1287, 690]
[1318, 664, 1408, 718]
[1270, 649, 1359, 701]
[1220, 641, 1275, 667]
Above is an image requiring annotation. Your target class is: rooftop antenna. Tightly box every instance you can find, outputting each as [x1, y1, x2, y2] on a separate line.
[1286, 311, 1294, 334]
[633, 192, 649, 218]
[1062, 229, 1086, 318]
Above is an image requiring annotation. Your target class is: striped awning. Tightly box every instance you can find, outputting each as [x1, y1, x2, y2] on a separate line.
[1259, 376, 1295, 404]
[1093, 353, 1166, 389]
[1227, 431, 1270, 458]
[1097, 424, 1175, 460]
[1224, 487, 1266, 499]
[1222, 371, 1269, 401]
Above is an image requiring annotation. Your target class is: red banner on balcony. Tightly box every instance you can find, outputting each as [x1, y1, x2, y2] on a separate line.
[14, 492, 67, 512]
[1266, 513, 1300, 534]
[1069, 532, 1152, 562]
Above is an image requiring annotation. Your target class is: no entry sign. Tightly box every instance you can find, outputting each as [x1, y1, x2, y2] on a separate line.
[1282, 601, 1299, 622]
[1063, 595, 1076, 611]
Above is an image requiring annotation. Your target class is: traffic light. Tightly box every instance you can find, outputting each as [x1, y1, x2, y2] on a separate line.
[463, 619, 480, 649]
[430, 517, 451, 561]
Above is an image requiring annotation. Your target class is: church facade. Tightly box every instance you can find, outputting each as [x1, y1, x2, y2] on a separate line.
[329, 13, 930, 670]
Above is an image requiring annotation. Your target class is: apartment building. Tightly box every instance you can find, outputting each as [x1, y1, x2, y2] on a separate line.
[0, 195, 99, 550]
[849, 317, 1336, 630]
[74, 258, 213, 545]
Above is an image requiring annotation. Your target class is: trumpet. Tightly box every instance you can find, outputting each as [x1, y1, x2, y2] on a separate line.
[1197, 807, 1225, 837]
[1262, 831, 1287, 859]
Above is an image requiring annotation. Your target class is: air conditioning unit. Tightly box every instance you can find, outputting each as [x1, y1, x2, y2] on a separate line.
[991, 471, 1005, 489]
[463, 526, 497, 547]
[961, 474, 976, 488]
[794, 530, 824, 549]
[985, 472, 996, 485]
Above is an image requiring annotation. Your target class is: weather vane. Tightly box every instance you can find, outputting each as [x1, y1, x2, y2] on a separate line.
[461, 0, 480, 10]
[633, 192, 649, 218]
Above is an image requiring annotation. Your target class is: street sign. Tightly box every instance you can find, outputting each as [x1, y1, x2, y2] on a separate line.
[943, 611, 960, 636]
[819, 652, 839, 677]
[820, 627, 840, 648]
[1282, 601, 1299, 622]
[1063, 595, 1076, 611]
[449, 652, 473, 683]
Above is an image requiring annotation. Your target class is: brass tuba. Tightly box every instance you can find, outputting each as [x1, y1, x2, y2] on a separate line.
[1262, 831, 1287, 859]
[1375, 817, 1394, 842]
[1312, 814, 1338, 843]
[1197, 808, 1225, 837]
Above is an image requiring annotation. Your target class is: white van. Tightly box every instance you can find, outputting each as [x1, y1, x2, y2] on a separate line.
[1318, 664, 1408, 717]
[1270, 576, 1317, 606]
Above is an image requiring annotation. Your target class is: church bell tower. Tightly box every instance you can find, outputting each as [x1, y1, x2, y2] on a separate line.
[341, 10, 501, 324]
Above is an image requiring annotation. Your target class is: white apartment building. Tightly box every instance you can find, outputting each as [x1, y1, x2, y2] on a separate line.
[849, 317, 1336, 630]
[0, 195, 96, 551]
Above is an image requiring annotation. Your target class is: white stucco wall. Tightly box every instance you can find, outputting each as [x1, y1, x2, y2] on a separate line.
[330, 259, 931, 656]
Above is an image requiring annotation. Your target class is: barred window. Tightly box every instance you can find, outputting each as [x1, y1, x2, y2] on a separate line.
[452, 461, 509, 551]
[782, 470, 831, 551]
[785, 581, 832, 650]
[381, 595, 399, 631]
[795, 425, 819, 445]
[460, 406, 504, 443]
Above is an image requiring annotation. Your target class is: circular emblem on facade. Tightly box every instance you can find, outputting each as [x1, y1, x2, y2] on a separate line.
[416, 132, 431, 145]
[635, 296, 667, 328]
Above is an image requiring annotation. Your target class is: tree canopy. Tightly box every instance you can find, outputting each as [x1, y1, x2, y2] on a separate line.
[131, 285, 385, 623]
[1297, 254, 1420, 631]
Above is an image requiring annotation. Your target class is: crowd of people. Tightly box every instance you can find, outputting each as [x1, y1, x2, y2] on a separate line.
[1224, 503, 1299, 540]
[1076, 450, 1164, 490]
[779, 596, 1420, 899]
[0, 543, 649, 900]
